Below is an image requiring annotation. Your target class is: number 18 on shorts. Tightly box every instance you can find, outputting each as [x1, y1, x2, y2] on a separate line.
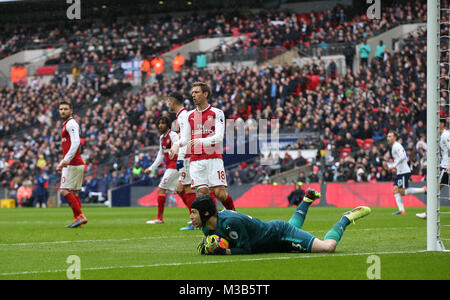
[190, 158, 227, 189]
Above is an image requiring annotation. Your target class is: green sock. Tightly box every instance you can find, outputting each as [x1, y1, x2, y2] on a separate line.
[288, 200, 312, 229]
[324, 217, 351, 242]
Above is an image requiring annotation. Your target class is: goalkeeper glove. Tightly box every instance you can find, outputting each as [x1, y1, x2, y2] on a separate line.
[203, 238, 227, 255]
[176, 160, 184, 171]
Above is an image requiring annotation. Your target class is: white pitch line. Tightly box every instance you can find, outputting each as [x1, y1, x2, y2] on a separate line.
[0, 249, 427, 277]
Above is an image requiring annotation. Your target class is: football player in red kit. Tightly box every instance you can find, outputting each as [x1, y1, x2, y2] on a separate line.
[57, 101, 88, 228]
[144, 116, 180, 224]
[174, 82, 235, 211]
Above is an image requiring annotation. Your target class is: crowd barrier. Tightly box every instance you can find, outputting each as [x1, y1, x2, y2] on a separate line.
[113, 182, 432, 208]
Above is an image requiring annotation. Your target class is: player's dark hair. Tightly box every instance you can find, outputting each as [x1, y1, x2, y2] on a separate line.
[191, 82, 211, 99]
[169, 92, 184, 104]
[59, 101, 73, 109]
[157, 116, 171, 127]
[191, 194, 217, 227]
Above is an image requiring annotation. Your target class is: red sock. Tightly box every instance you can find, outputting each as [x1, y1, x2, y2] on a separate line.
[64, 192, 81, 218]
[222, 194, 235, 211]
[209, 192, 217, 207]
[75, 195, 84, 216]
[157, 194, 166, 220]
[179, 190, 188, 207]
[185, 192, 197, 213]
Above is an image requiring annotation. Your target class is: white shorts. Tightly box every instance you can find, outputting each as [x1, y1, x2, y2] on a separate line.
[190, 158, 227, 190]
[60, 165, 85, 190]
[179, 159, 191, 186]
[158, 168, 179, 192]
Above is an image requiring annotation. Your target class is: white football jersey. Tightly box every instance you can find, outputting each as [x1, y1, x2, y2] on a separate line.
[440, 129, 450, 168]
[391, 141, 411, 175]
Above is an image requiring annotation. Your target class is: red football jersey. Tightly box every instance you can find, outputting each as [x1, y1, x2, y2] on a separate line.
[61, 117, 85, 166]
[187, 105, 225, 162]
[160, 130, 178, 169]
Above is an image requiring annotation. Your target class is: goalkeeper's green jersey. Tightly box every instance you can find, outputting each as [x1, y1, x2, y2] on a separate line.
[201, 209, 316, 254]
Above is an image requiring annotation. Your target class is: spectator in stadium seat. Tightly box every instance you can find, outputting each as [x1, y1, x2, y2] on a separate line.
[244, 164, 257, 184]
[233, 171, 243, 186]
[372, 121, 385, 142]
[294, 152, 307, 167]
[358, 120, 374, 140]
[341, 132, 360, 152]
[309, 166, 320, 183]
[287, 182, 305, 206]
[256, 169, 270, 184]
[280, 153, 295, 172]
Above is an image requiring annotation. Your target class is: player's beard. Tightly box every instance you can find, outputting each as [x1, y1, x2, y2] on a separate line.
[60, 113, 70, 122]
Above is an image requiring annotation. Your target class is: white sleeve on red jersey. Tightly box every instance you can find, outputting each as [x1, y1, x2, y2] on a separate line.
[62, 119, 81, 163]
[200, 107, 225, 146]
[148, 137, 164, 172]
[176, 110, 192, 160]
[169, 130, 179, 145]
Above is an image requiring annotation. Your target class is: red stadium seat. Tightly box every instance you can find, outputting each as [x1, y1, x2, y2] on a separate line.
[356, 138, 364, 147]
[340, 147, 352, 158]
[34, 65, 57, 76]
[363, 138, 374, 150]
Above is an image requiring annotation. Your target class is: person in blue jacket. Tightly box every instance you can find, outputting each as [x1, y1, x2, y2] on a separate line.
[34, 171, 48, 208]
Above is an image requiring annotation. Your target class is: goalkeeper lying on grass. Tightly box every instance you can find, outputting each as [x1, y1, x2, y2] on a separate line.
[191, 188, 371, 255]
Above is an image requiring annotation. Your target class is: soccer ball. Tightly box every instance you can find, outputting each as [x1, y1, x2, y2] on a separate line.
[206, 234, 229, 249]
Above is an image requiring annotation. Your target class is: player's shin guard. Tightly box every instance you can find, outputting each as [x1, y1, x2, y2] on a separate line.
[324, 217, 351, 242]
[157, 194, 166, 219]
[288, 200, 313, 229]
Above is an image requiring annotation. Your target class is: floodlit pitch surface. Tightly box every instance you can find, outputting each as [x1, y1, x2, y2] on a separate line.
[0, 206, 448, 280]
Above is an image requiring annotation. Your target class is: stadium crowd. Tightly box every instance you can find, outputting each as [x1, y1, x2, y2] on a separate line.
[0, 0, 430, 205]
[1, 1, 426, 68]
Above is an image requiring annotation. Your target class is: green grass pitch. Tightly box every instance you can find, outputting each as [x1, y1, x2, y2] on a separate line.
[0, 206, 449, 280]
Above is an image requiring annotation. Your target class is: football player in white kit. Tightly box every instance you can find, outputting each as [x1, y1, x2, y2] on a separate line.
[166, 92, 198, 230]
[386, 130, 426, 215]
[144, 116, 180, 224]
[417, 119, 449, 219]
